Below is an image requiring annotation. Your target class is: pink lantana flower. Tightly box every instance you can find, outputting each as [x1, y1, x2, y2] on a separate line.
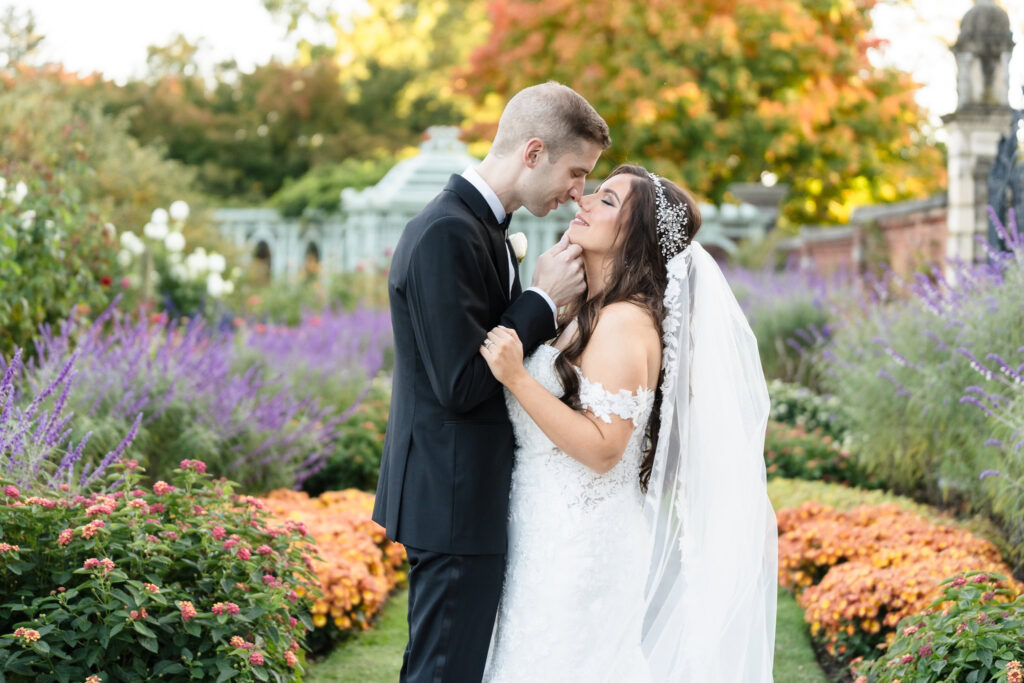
[152, 481, 174, 495]
[178, 601, 197, 622]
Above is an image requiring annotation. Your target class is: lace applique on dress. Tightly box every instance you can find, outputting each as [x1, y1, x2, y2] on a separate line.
[577, 370, 652, 425]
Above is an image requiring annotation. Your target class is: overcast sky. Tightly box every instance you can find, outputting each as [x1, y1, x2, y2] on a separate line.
[8, 0, 1024, 122]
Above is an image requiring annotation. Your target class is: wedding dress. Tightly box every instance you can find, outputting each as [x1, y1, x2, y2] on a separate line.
[484, 242, 776, 682]
[483, 343, 656, 682]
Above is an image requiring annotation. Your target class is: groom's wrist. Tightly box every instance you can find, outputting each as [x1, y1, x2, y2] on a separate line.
[525, 287, 558, 326]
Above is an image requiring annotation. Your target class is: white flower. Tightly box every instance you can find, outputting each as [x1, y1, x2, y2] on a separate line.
[102, 222, 117, 240]
[222, 279, 235, 295]
[206, 272, 226, 298]
[151, 208, 169, 225]
[169, 200, 190, 222]
[168, 251, 183, 265]
[207, 252, 226, 274]
[127, 233, 145, 255]
[508, 232, 528, 262]
[185, 250, 208, 277]
[164, 232, 186, 253]
[12, 181, 28, 205]
[117, 249, 133, 267]
[170, 263, 189, 281]
[0, 177, 6, 197]
[19, 210, 36, 230]
[120, 230, 145, 256]
[143, 221, 168, 240]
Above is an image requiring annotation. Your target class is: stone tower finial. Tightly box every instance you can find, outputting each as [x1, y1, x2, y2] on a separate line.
[953, 0, 1014, 109]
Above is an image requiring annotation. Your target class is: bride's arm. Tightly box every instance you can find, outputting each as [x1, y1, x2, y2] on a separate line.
[480, 302, 658, 474]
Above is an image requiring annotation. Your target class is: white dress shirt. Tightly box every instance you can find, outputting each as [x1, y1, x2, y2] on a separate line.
[461, 167, 558, 322]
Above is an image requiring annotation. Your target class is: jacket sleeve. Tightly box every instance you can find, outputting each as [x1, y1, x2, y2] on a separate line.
[406, 217, 556, 414]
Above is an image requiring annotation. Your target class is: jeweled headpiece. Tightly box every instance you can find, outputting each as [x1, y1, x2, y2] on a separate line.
[648, 172, 688, 262]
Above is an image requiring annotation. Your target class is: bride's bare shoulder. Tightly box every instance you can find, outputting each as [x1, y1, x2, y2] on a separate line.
[594, 301, 658, 339]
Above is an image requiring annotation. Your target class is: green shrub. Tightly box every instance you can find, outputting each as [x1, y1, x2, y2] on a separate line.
[0, 459, 320, 681]
[851, 571, 1024, 683]
[301, 379, 391, 495]
[768, 379, 851, 443]
[767, 477, 933, 517]
[0, 171, 121, 360]
[267, 157, 394, 218]
[764, 421, 876, 488]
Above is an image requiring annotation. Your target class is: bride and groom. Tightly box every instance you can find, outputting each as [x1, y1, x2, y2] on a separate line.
[373, 82, 778, 682]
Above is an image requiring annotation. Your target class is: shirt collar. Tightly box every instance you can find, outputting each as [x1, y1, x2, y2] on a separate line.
[462, 166, 507, 226]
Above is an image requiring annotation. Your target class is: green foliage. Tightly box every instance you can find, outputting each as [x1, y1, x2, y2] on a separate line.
[268, 156, 393, 218]
[302, 381, 390, 495]
[0, 73, 208, 246]
[852, 572, 1024, 683]
[0, 171, 120, 360]
[819, 264, 1024, 533]
[765, 421, 876, 488]
[768, 379, 851, 443]
[767, 477, 937, 518]
[86, 52, 446, 203]
[0, 460, 319, 681]
[244, 267, 392, 326]
[752, 299, 831, 388]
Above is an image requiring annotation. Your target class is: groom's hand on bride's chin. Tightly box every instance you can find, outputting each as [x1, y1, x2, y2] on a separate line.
[531, 234, 586, 308]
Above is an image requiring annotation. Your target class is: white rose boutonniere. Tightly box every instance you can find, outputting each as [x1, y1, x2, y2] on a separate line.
[508, 232, 528, 262]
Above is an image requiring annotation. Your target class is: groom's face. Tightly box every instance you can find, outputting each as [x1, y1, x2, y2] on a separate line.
[521, 140, 603, 217]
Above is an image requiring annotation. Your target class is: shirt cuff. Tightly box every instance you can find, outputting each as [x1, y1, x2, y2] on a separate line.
[525, 286, 558, 326]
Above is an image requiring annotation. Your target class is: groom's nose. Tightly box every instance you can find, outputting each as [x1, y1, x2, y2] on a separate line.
[568, 178, 584, 202]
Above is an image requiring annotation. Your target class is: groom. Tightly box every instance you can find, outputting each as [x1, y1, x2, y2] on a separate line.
[373, 82, 610, 681]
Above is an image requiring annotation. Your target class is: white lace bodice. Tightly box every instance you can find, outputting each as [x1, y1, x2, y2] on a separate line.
[484, 344, 656, 682]
[504, 344, 655, 513]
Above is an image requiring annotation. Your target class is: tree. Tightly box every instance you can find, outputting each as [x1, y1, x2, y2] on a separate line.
[460, 0, 946, 226]
[265, 0, 483, 124]
[145, 33, 203, 80]
[0, 6, 43, 69]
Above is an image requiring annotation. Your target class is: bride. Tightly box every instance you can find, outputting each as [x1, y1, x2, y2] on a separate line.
[478, 165, 778, 681]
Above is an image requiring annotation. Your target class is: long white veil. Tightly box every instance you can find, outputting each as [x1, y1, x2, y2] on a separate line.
[641, 242, 777, 680]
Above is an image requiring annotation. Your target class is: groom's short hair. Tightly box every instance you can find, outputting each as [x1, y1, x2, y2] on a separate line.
[490, 82, 611, 161]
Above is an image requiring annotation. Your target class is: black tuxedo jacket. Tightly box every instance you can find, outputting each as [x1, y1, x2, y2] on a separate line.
[372, 175, 556, 555]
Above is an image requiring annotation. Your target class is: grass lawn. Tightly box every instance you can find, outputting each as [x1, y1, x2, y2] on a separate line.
[306, 586, 826, 681]
[306, 590, 408, 683]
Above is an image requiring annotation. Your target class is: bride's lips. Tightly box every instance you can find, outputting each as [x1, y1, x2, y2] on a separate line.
[571, 213, 590, 227]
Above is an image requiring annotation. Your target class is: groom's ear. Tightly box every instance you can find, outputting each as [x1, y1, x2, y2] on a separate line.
[522, 138, 546, 169]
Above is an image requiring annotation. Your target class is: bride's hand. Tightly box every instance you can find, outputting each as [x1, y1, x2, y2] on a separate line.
[480, 326, 525, 387]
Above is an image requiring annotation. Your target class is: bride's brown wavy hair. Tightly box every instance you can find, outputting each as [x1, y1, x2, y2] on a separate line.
[553, 164, 701, 492]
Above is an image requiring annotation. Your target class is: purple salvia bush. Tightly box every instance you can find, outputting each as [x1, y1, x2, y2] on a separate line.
[722, 260, 853, 388]
[16, 301, 391, 492]
[822, 207, 1024, 568]
[0, 347, 141, 493]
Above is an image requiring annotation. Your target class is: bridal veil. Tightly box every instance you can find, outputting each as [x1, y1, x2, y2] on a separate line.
[640, 241, 777, 681]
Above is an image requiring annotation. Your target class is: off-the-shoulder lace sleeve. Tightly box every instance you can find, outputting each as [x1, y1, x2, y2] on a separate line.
[575, 369, 654, 425]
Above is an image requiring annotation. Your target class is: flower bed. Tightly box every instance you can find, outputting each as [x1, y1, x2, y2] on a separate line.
[778, 501, 1023, 664]
[259, 489, 406, 654]
[0, 459, 318, 681]
[851, 571, 1024, 683]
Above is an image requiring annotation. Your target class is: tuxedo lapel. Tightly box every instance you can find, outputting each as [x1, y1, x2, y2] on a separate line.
[446, 174, 512, 302]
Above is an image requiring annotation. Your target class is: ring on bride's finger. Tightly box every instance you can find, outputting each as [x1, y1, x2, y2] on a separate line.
[483, 339, 494, 349]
